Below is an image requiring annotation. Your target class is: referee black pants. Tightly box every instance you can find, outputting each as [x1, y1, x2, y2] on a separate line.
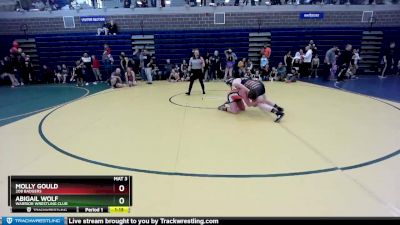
[188, 69, 205, 94]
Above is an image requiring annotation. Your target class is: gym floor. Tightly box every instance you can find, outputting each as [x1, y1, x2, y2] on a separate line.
[0, 76, 399, 216]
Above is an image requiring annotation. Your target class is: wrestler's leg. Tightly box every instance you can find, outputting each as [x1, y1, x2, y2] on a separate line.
[257, 95, 284, 112]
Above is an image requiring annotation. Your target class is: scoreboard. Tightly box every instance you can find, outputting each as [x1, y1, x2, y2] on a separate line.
[8, 176, 132, 213]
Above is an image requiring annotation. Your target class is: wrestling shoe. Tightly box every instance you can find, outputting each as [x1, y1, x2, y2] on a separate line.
[274, 111, 285, 123]
[218, 105, 227, 111]
[275, 106, 284, 112]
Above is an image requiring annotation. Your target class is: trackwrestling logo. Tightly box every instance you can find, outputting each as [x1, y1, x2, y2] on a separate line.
[2, 217, 64, 225]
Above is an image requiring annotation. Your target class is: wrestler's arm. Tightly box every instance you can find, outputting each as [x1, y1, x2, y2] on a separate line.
[232, 79, 250, 93]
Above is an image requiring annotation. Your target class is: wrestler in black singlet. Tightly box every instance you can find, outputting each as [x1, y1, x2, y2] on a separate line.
[241, 78, 265, 100]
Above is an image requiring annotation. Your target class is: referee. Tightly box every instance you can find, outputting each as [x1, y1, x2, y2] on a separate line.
[186, 49, 206, 95]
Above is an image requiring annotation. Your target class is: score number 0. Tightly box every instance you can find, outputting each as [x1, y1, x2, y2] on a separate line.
[118, 184, 125, 205]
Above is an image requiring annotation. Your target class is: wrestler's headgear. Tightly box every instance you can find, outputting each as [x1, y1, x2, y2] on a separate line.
[225, 78, 234, 87]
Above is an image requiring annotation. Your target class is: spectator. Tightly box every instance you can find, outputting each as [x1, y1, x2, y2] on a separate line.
[292, 58, 301, 78]
[151, 0, 157, 7]
[337, 44, 353, 82]
[324, 46, 338, 81]
[81, 53, 92, 69]
[293, 50, 302, 63]
[380, 42, 396, 78]
[91, 0, 98, 8]
[253, 70, 262, 81]
[110, 69, 124, 88]
[301, 46, 313, 78]
[42, 65, 54, 84]
[181, 60, 189, 80]
[102, 51, 114, 79]
[139, 0, 148, 7]
[81, 53, 92, 84]
[396, 59, 400, 75]
[262, 44, 271, 60]
[208, 50, 221, 81]
[351, 49, 361, 76]
[150, 56, 161, 80]
[121, 55, 130, 77]
[23, 57, 35, 84]
[260, 54, 269, 70]
[92, 55, 102, 83]
[352, 48, 361, 70]
[243, 68, 253, 79]
[97, 20, 118, 36]
[338, 44, 353, 67]
[310, 55, 320, 78]
[138, 48, 146, 81]
[284, 51, 293, 76]
[11, 51, 25, 86]
[309, 40, 318, 57]
[61, 64, 69, 84]
[142, 50, 153, 84]
[163, 59, 173, 80]
[269, 67, 278, 82]
[49, 0, 59, 10]
[0, 57, 20, 88]
[237, 58, 246, 77]
[124, 0, 132, 8]
[104, 44, 111, 55]
[261, 64, 271, 81]
[119, 52, 126, 72]
[224, 49, 237, 80]
[55, 65, 63, 83]
[132, 47, 141, 75]
[125, 67, 137, 87]
[276, 62, 287, 81]
[246, 59, 254, 73]
[108, 20, 118, 35]
[168, 64, 181, 82]
[204, 53, 210, 81]
[17, 53, 29, 85]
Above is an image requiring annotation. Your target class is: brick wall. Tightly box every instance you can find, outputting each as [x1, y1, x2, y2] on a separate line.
[0, 5, 399, 35]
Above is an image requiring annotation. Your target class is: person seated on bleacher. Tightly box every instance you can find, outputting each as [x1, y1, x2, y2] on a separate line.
[138, 0, 149, 7]
[276, 62, 287, 81]
[124, 0, 132, 8]
[97, 20, 118, 36]
[49, 0, 59, 10]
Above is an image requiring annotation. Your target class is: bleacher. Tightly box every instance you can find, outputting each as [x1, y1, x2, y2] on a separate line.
[154, 30, 250, 66]
[35, 33, 132, 70]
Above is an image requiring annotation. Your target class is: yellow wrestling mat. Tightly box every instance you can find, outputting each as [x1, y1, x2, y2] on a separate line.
[1, 81, 400, 216]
